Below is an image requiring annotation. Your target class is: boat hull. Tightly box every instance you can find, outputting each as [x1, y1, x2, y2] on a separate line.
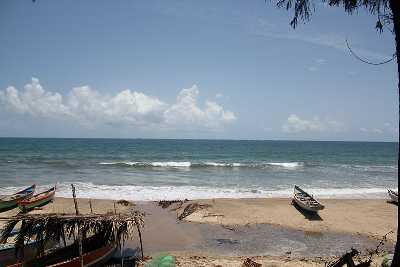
[7, 244, 116, 267]
[292, 197, 323, 212]
[6, 233, 115, 267]
[49, 245, 116, 267]
[0, 185, 35, 212]
[292, 185, 324, 213]
[0, 241, 40, 267]
[18, 187, 55, 212]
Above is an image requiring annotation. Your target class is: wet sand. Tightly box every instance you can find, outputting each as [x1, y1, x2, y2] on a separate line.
[130, 201, 394, 257]
[178, 198, 398, 242]
[0, 197, 396, 266]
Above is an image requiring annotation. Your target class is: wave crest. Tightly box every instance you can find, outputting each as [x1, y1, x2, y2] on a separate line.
[98, 161, 305, 169]
[2, 182, 390, 201]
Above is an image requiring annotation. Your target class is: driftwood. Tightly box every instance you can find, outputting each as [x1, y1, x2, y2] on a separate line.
[158, 200, 186, 209]
[242, 258, 262, 267]
[327, 248, 359, 267]
[326, 231, 393, 267]
[178, 203, 211, 220]
[117, 199, 134, 206]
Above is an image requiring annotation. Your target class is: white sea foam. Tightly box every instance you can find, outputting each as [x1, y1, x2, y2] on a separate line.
[151, 161, 191, 167]
[0, 182, 391, 201]
[266, 162, 304, 168]
[99, 161, 139, 166]
[97, 161, 306, 169]
[203, 162, 242, 167]
[99, 161, 191, 167]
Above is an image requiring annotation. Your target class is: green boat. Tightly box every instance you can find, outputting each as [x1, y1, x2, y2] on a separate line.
[18, 186, 56, 212]
[0, 185, 36, 212]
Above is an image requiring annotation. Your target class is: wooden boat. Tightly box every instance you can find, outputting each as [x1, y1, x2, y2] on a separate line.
[49, 244, 116, 267]
[18, 186, 56, 212]
[0, 240, 39, 266]
[388, 189, 398, 203]
[292, 185, 324, 212]
[0, 185, 36, 212]
[7, 234, 116, 267]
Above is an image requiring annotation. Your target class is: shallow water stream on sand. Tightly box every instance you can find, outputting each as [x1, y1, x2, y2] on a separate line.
[127, 202, 394, 257]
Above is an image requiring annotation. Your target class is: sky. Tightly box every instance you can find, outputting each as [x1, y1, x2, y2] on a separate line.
[0, 0, 397, 141]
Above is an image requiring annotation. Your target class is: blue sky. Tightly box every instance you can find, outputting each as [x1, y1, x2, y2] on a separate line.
[0, 0, 397, 141]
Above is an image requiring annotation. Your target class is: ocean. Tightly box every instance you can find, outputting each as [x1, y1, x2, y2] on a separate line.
[0, 138, 397, 200]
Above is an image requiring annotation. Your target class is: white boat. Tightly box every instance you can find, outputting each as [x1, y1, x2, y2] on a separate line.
[388, 189, 398, 203]
[292, 185, 324, 213]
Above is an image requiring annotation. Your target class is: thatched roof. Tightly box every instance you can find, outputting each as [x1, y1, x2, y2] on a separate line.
[0, 211, 145, 257]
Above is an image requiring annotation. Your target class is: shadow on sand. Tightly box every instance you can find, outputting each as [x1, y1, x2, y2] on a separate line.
[292, 201, 323, 221]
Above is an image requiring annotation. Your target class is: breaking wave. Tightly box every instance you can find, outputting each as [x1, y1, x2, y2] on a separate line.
[98, 161, 305, 169]
[0, 182, 391, 201]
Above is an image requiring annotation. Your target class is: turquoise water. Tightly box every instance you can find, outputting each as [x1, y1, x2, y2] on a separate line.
[0, 138, 397, 200]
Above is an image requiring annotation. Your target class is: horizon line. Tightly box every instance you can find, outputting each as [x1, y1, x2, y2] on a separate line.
[0, 136, 397, 143]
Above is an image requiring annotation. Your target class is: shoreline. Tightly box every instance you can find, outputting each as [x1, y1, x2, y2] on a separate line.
[15, 196, 394, 243]
[0, 196, 396, 265]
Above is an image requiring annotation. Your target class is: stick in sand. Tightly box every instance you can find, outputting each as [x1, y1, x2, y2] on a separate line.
[71, 184, 83, 267]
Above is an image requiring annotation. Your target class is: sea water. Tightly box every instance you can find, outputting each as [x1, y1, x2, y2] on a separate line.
[0, 138, 397, 200]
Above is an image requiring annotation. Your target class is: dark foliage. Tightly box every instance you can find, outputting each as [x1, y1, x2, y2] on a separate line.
[273, 0, 393, 31]
[0, 211, 144, 257]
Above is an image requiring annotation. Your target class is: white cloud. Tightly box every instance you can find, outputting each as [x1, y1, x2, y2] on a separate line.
[215, 93, 223, 99]
[0, 78, 70, 118]
[0, 78, 236, 130]
[360, 123, 398, 135]
[164, 85, 235, 128]
[282, 114, 345, 133]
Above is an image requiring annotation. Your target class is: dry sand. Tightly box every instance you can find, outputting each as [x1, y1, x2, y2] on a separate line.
[177, 198, 398, 242]
[0, 197, 396, 266]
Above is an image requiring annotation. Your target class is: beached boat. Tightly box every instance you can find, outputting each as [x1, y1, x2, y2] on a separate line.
[7, 234, 116, 267]
[0, 241, 39, 266]
[18, 186, 56, 212]
[49, 244, 116, 267]
[0, 185, 36, 212]
[388, 189, 398, 203]
[292, 185, 324, 212]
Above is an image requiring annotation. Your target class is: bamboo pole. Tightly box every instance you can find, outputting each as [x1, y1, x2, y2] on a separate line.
[71, 184, 83, 267]
[71, 184, 80, 215]
[89, 199, 93, 214]
[135, 218, 144, 261]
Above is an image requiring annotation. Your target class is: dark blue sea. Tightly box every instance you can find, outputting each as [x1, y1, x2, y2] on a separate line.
[0, 138, 397, 200]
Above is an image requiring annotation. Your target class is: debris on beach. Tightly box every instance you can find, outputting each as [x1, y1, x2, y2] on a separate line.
[326, 231, 392, 267]
[117, 199, 134, 206]
[178, 203, 211, 220]
[242, 258, 262, 267]
[158, 200, 184, 209]
[221, 224, 237, 231]
[145, 254, 175, 267]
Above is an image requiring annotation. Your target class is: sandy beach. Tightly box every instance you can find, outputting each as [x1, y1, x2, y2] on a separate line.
[0, 196, 396, 266]
[178, 198, 398, 242]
